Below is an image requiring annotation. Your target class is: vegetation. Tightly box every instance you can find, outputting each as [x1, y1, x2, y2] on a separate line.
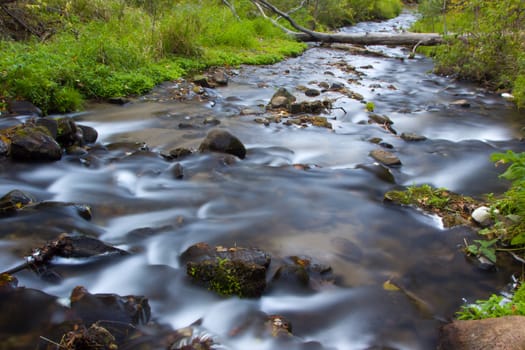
[0, 0, 402, 114]
[412, 0, 525, 108]
[457, 282, 525, 320]
[384, 184, 479, 227]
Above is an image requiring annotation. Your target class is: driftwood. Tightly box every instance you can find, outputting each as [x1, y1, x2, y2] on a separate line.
[252, 0, 445, 46]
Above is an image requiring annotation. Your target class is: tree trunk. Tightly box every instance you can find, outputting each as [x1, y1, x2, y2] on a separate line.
[252, 0, 446, 46]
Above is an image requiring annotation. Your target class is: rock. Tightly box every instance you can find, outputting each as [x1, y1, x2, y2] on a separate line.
[401, 132, 427, 142]
[203, 116, 220, 126]
[162, 147, 193, 160]
[450, 99, 471, 108]
[305, 88, 321, 97]
[0, 189, 37, 216]
[181, 242, 271, 298]
[35, 118, 58, 139]
[471, 206, 493, 227]
[212, 68, 229, 86]
[108, 97, 130, 105]
[368, 113, 393, 125]
[56, 117, 83, 147]
[9, 125, 62, 161]
[171, 163, 184, 179]
[356, 163, 395, 183]
[78, 124, 98, 144]
[269, 88, 296, 109]
[439, 316, 525, 350]
[198, 129, 246, 159]
[289, 100, 331, 115]
[270, 255, 334, 293]
[6, 100, 42, 117]
[193, 75, 211, 88]
[370, 149, 401, 166]
[70, 286, 151, 326]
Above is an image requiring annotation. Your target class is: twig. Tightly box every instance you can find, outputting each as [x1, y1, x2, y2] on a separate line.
[510, 252, 525, 264]
[39, 336, 66, 349]
[222, 0, 240, 21]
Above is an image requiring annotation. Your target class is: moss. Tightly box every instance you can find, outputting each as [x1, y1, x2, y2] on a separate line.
[187, 257, 266, 298]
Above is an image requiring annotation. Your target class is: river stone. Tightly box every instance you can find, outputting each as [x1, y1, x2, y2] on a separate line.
[269, 88, 296, 109]
[439, 316, 525, 350]
[70, 286, 151, 326]
[78, 124, 98, 144]
[212, 69, 229, 86]
[181, 242, 271, 298]
[199, 129, 246, 159]
[370, 149, 401, 166]
[0, 189, 37, 215]
[450, 99, 471, 108]
[9, 125, 62, 161]
[305, 88, 321, 97]
[270, 255, 334, 293]
[35, 118, 58, 139]
[56, 117, 82, 147]
[471, 206, 492, 227]
[368, 113, 393, 125]
[401, 132, 427, 142]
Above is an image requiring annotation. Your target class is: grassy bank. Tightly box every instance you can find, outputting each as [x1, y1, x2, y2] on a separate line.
[412, 0, 525, 108]
[0, 0, 402, 114]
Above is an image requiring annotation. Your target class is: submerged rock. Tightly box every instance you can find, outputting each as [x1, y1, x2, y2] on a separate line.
[270, 255, 334, 293]
[70, 286, 151, 326]
[370, 149, 401, 166]
[0, 189, 37, 216]
[199, 129, 246, 159]
[181, 242, 271, 298]
[439, 316, 525, 350]
[401, 132, 427, 142]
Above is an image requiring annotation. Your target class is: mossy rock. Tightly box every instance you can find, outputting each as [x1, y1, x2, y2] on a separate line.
[181, 242, 271, 298]
[384, 184, 480, 228]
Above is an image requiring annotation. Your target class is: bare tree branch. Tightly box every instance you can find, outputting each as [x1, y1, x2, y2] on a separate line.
[222, 0, 240, 21]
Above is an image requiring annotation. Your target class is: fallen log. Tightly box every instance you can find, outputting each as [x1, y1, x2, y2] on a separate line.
[252, 0, 446, 46]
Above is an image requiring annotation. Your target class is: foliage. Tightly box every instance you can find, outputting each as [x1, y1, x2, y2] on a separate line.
[412, 0, 525, 107]
[384, 184, 478, 227]
[456, 282, 525, 320]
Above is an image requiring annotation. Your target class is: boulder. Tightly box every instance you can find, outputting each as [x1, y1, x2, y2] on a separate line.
[70, 286, 151, 326]
[56, 117, 82, 147]
[198, 129, 246, 159]
[370, 149, 401, 166]
[439, 316, 525, 350]
[269, 88, 297, 109]
[9, 125, 62, 161]
[181, 242, 271, 298]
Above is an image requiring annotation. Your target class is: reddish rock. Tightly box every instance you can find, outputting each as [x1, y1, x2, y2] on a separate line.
[439, 316, 525, 350]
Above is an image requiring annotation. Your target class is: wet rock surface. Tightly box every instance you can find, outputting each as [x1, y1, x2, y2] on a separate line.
[439, 316, 525, 350]
[198, 129, 247, 159]
[181, 242, 271, 298]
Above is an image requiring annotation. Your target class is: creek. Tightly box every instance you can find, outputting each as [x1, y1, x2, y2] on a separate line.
[2, 11, 525, 350]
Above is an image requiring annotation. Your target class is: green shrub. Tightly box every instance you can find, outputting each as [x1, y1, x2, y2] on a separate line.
[457, 283, 525, 320]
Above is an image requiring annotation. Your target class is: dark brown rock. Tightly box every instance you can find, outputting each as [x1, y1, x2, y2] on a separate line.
[401, 132, 427, 142]
[270, 255, 334, 293]
[370, 149, 401, 166]
[9, 125, 62, 161]
[0, 189, 37, 216]
[198, 129, 246, 159]
[78, 124, 98, 144]
[6, 100, 42, 117]
[439, 316, 525, 350]
[181, 242, 271, 298]
[70, 286, 151, 326]
[56, 117, 82, 147]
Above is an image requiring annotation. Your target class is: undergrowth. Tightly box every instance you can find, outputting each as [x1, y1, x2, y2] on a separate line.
[0, 0, 403, 114]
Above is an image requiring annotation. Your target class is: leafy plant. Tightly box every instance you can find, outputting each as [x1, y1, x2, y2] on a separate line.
[465, 238, 498, 264]
[457, 282, 525, 320]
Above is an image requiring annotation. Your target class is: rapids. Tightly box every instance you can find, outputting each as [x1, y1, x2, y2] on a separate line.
[2, 11, 525, 350]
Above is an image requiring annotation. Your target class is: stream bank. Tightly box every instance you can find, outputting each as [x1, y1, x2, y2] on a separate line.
[1, 11, 525, 350]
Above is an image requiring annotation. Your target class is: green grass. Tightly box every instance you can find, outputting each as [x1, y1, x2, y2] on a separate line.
[0, 0, 403, 114]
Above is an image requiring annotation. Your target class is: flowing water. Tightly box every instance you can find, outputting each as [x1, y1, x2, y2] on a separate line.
[2, 12, 525, 349]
